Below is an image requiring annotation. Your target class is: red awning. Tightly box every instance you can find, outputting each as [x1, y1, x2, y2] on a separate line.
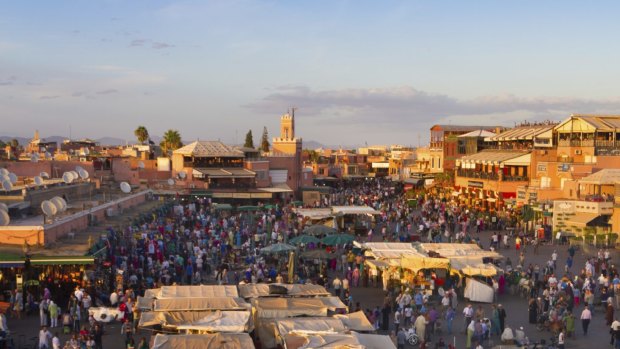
[501, 192, 516, 199]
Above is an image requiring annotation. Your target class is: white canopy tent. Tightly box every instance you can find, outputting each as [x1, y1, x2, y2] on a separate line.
[153, 297, 249, 312]
[238, 283, 330, 299]
[151, 333, 255, 349]
[139, 310, 252, 333]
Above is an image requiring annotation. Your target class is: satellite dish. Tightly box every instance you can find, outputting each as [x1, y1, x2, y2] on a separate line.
[138, 161, 145, 169]
[8, 173, 17, 184]
[75, 166, 84, 172]
[40, 171, 50, 179]
[45, 152, 52, 159]
[30, 154, 39, 163]
[50, 197, 67, 213]
[34, 176, 43, 186]
[79, 169, 89, 179]
[70, 171, 79, 180]
[178, 171, 187, 179]
[62, 172, 74, 184]
[2, 180, 12, 191]
[167, 178, 175, 186]
[0, 210, 9, 226]
[0, 174, 8, 183]
[41, 200, 57, 216]
[0, 169, 8, 176]
[0, 202, 7, 212]
[84, 148, 90, 155]
[120, 182, 131, 193]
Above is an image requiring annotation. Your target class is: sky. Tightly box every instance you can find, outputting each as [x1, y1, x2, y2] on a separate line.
[2, 1, 620, 147]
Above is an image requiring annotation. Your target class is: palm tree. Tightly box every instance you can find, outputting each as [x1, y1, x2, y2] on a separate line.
[134, 126, 150, 145]
[160, 129, 182, 157]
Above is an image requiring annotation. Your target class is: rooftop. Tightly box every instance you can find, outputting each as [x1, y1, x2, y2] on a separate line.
[174, 141, 244, 157]
[579, 169, 620, 185]
[487, 124, 554, 141]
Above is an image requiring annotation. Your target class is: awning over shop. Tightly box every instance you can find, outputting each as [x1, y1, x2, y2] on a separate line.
[331, 206, 381, 215]
[365, 259, 391, 270]
[258, 183, 293, 193]
[155, 285, 239, 298]
[193, 168, 256, 178]
[458, 150, 529, 166]
[504, 153, 532, 166]
[293, 208, 333, 220]
[139, 310, 252, 332]
[579, 169, 620, 185]
[451, 258, 499, 277]
[153, 297, 249, 312]
[400, 256, 450, 272]
[30, 256, 95, 266]
[564, 212, 608, 227]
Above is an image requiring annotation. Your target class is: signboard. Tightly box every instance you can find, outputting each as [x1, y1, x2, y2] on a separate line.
[529, 192, 538, 202]
[517, 190, 526, 200]
[468, 181, 484, 188]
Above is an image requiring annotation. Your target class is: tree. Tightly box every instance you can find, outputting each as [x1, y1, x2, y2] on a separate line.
[9, 139, 19, 148]
[244, 130, 254, 148]
[160, 129, 183, 157]
[134, 126, 150, 144]
[260, 126, 270, 152]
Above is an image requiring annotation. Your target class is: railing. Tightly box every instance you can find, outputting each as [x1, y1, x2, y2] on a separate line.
[503, 175, 528, 182]
[558, 139, 594, 147]
[456, 170, 499, 180]
[594, 140, 619, 148]
[596, 148, 620, 156]
[556, 156, 574, 163]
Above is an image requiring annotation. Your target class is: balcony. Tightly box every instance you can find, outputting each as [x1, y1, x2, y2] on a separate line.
[556, 156, 574, 163]
[558, 139, 594, 147]
[456, 170, 499, 180]
[503, 175, 529, 182]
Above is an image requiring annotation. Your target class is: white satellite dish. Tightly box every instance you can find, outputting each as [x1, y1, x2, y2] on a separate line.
[8, 173, 17, 184]
[2, 180, 12, 191]
[75, 166, 84, 172]
[41, 200, 57, 216]
[178, 171, 187, 179]
[34, 176, 43, 186]
[70, 171, 79, 180]
[79, 169, 89, 179]
[120, 182, 131, 193]
[0, 169, 8, 176]
[50, 197, 67, 213]
[40, 171, 50, 179]
[62, 172, 74, 184]
[30, 154, 39, 163]
[138, 161, 145, 169]
[167, 178, 175, 186]
[0, 202, 7, 212]
[0, 210, 9, 226]
[0, 174, 8, 183]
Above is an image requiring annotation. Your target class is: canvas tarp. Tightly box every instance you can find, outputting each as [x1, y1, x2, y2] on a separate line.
[151, 333, 255, 349]
[139, 310, 252, 332]
[153, 297, 249, 312]
[155, 285, 239, 298]
[451, 257, 499, 277]
[144, 289, 159, 299]
[400, 256, 450, 273]
[238, 283, 330, 299]
[252, 298, 330, 318]
[89, 307, 124, 323]
[276, 317, 347, 337]
[333, 311, 375, 332]
[464, 277, 494, 303]
[284, 332, 396, 349]
[136, 296, 154, 310]
[418, 243, 503, 260]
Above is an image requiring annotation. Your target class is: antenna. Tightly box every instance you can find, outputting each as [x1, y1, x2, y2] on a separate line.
[0, 210, 9, 226]
[120, 182, 131, 193]
[8, 173, 17, 185]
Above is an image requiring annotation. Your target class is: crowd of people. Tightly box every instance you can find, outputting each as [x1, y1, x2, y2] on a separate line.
[0, 177, 617, 349]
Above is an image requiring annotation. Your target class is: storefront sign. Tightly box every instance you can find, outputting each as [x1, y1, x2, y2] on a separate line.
[517, 191, 526, 200]
[468, 181, 484, 188]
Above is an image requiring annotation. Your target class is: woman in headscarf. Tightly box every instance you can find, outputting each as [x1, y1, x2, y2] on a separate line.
[606, 303, 614, 326]
[498, 273, 506, 295]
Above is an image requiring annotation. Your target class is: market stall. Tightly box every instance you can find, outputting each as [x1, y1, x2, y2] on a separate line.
[139, 310, 252, 333]
[150, 333, 254, 349]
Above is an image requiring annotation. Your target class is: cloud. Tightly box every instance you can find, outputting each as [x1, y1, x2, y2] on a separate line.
[130, 39, 148, 47]
[152, 42, 174, 49]
[39, 95, 60, 100]
[246, 85, 620, 125]
[71, 91, 86, 97]
[96, 89, 119, 95]
[0, 76, 17, 86]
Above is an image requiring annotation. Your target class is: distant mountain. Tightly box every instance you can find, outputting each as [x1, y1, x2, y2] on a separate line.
[0, 136, 30, 146]
[302, 140, 326, 150]
[95, 137, 127, 146]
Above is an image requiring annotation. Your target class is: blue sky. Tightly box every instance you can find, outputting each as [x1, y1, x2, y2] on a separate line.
[2, 1, 620, 147]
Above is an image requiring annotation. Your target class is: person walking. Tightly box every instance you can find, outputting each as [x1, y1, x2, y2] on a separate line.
[498, 304, 507, 333]
[38, 326, 52, 349]
[396, 327, 406, 349]
[463, 304, 474, 333]
[48, 301, 58, 328]
[558, 329, 565, 349]
[581, 306, 592, 335]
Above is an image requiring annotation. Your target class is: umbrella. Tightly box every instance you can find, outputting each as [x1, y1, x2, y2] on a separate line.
[303, 225, 337, 236]
[300, 249, 333, 260]
[260, 243, 296, 254]
[321, 234, 355, 246]
[289, 234, 321, 245]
